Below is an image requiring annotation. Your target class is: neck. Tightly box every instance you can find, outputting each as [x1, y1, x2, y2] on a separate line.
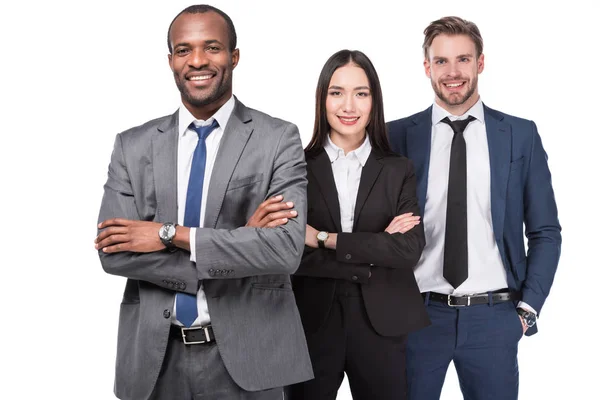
[183, 93, 232, 120]
[329, 131, 366, 155]
[436, 92, 480, 116]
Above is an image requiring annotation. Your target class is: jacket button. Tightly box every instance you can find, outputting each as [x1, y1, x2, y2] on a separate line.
[351, 275, 358, 281]
[179, 282, 186, 290]
[163, 309, 171, 319]
[209, 268, 215, 276]
[345, 254, 352, 260]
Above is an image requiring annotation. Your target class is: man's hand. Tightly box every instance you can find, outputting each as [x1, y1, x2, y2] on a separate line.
[246, 195, 297, 228]
[518, 315, 529, 334]
[385, 213, 421, 234]
[95, 218, 165, 253]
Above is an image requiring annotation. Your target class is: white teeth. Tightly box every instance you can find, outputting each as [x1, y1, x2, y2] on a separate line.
[189, 75, 211, 81]
[339, 117, 358, 122]
[445, 82, 463, 88]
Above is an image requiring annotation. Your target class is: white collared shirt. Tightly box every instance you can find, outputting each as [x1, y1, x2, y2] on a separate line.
[415, 99, 535, 312]
[172, 96, 235, 326]
[416, 99, 508, 293]
[324, 135, 372, 233]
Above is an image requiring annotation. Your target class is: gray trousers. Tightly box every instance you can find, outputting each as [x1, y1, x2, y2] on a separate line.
[150, 332, 284, 400]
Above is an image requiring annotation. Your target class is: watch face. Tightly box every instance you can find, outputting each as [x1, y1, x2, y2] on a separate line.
[166, 224, 176, 238]
[524, 314, 536, 327]
[316, 231, 328, 241]
[160, 223, 176, 240]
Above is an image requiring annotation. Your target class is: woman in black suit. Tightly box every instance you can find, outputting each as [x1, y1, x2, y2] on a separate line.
[286, 50, 430, 400]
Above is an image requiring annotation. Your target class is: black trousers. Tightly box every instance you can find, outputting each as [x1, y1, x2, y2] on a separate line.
[287, 280, 408, 400]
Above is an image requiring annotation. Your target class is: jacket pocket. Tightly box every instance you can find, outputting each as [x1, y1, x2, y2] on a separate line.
[509, 156, 524, 172]
[227, 173, 264, 191]
[251, 282, 293, 291]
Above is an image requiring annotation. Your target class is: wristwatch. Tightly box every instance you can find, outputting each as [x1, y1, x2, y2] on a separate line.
[316, 231, 329, 249]
[516, 307, 537, 328]
[158, 222, 177, 250]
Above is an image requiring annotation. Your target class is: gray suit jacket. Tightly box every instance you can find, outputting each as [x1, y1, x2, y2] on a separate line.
[97, 98, 313, 400]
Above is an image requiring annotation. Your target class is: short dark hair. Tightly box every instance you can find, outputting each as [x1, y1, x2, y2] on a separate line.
[305, 50, 392, 157]
[423, 16, 483, 59]
[167, 4, 237, 53]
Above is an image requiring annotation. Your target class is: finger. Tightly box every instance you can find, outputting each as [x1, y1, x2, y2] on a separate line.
[263, 201, 294, 212]
[259, 195, 283, 207]
[251, 197, 288, 222]
[388, 220, 419, 234]
[265, 210, 297, 222]
[391, 214, 419, 224]
[258, 210, 297, 227]
[266, 218, 289, 228]
[101, 242, 130, 253]
[95, 234, 130, 250]
[399, 221, 420, 233]
[95, 226, 129, 243]
[98, 218, 131, 229]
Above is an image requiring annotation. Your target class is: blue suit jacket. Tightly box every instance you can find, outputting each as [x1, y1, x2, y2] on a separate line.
[387, 104, 561, 335]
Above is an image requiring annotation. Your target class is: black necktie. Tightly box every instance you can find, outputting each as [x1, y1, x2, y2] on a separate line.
[441, 116, 476, 288]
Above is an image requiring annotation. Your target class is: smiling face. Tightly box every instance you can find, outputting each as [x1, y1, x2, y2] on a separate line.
[424, 33, 484, 115]
[168, 11, 239, 119]
[325, 63, 372, 147]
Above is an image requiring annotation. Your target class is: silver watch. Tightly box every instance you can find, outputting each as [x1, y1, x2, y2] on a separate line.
[158, 222, 177, 249]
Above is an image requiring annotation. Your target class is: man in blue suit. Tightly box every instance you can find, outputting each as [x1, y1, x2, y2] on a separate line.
[388, 16, 561, 399]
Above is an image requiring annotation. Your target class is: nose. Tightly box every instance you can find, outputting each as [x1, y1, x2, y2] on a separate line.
[342, 95, 356, 113]
[188, 49, 208, 69]
[446, 61, 460, 78]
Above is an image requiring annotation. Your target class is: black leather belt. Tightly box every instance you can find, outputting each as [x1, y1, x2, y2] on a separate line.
[170, 325, 216, 345]
[424, 290, 520, 307]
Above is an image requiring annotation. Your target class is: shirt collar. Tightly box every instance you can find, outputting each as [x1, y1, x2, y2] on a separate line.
[324, 134, 372, 167]
[431, 97, 485, 125]
[178, 95, 236, 138]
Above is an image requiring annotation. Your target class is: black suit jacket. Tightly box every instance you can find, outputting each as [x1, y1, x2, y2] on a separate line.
[292, 148, 430, 337]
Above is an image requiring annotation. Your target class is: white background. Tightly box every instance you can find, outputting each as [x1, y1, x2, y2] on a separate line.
[1, 0, 598, 398]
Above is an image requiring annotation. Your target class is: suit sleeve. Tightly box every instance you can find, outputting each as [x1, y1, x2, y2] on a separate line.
[335, 159, 425, 269]
[97, 133, 200, 294]
[521, 122, 561, 313]
[193, 123, 308, 279]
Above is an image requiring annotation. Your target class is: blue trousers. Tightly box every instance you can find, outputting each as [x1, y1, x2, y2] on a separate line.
[406, 295, 524, 400]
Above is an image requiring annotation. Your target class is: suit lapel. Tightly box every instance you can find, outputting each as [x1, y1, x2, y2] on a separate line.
[484, 104, 511, 244]
[153, 112, 179, 223]
[308, 151, 342, 232]
[352, 150, 383, 231]
[406, 107, 432, 217]
[204, 99, 253, 229]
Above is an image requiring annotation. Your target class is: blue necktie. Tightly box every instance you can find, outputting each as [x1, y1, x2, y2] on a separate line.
[176, 119, 219, 327]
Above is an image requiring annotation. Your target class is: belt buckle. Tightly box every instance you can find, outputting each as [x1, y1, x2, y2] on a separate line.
[447, 295, 470, 307]
[181, 326, 211, 345]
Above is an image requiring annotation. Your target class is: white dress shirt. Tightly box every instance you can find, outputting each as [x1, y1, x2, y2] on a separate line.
[414, 99, 534, 313]
[172, 96, 235, 326]
[324, 135, 372, 233]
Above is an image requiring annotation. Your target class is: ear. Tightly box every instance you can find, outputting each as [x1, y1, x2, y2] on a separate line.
[231, 48, 240, 69]
[168, 53, 174, 72]
[477, 53, 485, 74]
[424, 58, 431, 78]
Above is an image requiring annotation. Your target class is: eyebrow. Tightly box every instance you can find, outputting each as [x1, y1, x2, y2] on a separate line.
[173, 39, 224, 48]
[328, 85, 371, 91]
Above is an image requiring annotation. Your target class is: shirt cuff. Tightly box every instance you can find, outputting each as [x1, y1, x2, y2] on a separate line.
[517, 301, 537, 315]
[189, 228, 196, 263]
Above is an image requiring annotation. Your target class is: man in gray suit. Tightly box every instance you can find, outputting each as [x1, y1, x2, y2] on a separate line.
[94, 4, 313, 400]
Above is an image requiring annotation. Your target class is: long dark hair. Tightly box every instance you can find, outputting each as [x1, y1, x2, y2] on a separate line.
[305, 49, 391, 157]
